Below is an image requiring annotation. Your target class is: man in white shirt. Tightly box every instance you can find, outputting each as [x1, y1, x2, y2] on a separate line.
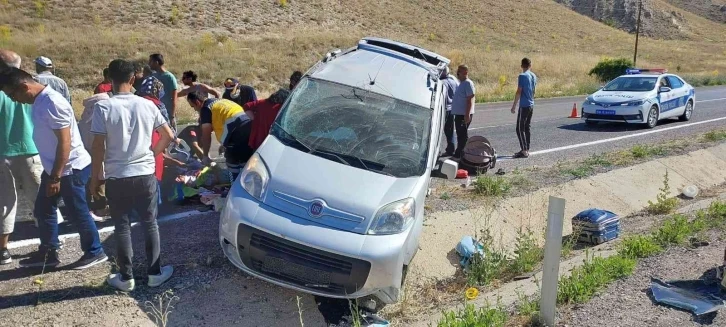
[90, 59, 175, 291]
[0, 67, 106, 269]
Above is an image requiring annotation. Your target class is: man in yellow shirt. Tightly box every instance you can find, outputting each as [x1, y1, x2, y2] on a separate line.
[186, 90, 252, 179]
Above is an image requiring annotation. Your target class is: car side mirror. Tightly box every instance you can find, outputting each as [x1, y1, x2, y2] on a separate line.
[659, 86, 671, 93]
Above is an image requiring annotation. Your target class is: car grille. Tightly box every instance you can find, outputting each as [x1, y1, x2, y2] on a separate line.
[237, 224, 371, 295]
[583, 113, 641, 121]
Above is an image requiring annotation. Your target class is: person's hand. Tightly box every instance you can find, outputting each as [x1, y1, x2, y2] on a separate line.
[89, 178, 102, 198]
[46, 180, 60, 197]
[465, 115, 471, 125]
[511, 106, 516, 114]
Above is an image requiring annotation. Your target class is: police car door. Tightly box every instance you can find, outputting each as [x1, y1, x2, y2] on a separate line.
[666, 76, 689, 117]
[657, 77, 678, 118]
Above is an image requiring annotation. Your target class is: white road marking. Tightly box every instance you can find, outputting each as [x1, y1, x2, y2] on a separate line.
[529, 116, 726, 156]
[467, 97, 725, 131]
[7, 209, 206, 250]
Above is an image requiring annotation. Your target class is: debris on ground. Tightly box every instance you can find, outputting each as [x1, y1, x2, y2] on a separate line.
[455, 236, 484, 270]
[650, 278, 726, 316]
[683, 185, 700, 199]
[572, 208, 621, 245]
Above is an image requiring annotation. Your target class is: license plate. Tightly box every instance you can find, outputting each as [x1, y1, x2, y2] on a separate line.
[596, 110, 617, 115]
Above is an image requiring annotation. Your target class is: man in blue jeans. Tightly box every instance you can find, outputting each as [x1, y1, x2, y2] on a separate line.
[0, 67, 107, 269]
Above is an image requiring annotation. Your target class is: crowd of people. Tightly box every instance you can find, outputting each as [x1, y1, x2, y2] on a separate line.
[0, 49, 300, 291]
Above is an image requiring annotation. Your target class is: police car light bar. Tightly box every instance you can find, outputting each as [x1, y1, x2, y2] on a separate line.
[626, 68, 668, 75]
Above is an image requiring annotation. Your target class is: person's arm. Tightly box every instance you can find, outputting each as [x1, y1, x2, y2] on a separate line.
[153, 124, 174, 156]
[464, 82, 475, 125]
[47, 127, 71, 196]
[202, 84, 221, 98]
[200, 123, 213, 161]
[177, 87, 190, 98]
[170, 76, 179, 119]
[511, 87, 522, 114]
[90, 134, 106, 196]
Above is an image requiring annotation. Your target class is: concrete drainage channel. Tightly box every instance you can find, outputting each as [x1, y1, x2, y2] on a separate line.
[403, 142, 726, 325]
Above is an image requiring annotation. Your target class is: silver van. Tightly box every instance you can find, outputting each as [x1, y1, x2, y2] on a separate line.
[220, 37, 450, 305]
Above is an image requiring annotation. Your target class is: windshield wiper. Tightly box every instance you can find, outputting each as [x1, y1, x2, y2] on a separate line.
[272, 122, 311, 153]
[313, 149, 393, 176]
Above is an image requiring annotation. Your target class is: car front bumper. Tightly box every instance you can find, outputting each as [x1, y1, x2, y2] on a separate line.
[219, 182, 410, 304]
[581, 104, 647, 123]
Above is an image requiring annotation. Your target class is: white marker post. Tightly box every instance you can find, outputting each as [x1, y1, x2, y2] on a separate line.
[540, 196, 566, 327]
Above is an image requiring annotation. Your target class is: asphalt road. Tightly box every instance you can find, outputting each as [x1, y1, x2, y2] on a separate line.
[464, 85, 726, 170]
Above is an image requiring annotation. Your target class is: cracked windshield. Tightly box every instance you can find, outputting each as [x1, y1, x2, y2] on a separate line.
[271, 77, 432, 178]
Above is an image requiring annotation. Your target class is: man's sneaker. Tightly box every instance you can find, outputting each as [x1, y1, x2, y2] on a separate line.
[1, 249, 11, 265]
[71, 252, 108, 270]
[18, 249, 60, 268]
[148, 265, 174, 287]
[107, 273, 135, 292]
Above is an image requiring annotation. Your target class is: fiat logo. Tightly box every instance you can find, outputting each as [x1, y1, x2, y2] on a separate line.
[310, 201, 324, 217]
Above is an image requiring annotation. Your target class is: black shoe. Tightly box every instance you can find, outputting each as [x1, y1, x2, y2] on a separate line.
[72, 252, 108, 270]
[1, 249, 11, 265]
[18, 249, 61, 268]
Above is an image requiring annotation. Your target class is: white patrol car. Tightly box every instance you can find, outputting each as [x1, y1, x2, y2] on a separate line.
[582, 69, 695, 128]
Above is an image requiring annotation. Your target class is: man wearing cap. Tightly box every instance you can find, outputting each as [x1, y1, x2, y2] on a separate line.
[34, 56, 72, 105]
[222, 78, 256, 107]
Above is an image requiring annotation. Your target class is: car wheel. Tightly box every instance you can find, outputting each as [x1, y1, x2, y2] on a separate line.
[645, 106, 659, 129]
[679, 100, 693, 122]
[585, 120, 598, 126]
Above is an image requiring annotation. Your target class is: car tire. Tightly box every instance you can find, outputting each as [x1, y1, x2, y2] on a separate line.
[679, 100, 694, 122]
[585, 120, 598, 126]
[645, 105, 659, 129]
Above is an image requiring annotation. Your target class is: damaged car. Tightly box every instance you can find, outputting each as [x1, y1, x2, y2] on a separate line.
[219, 37, 450, 305]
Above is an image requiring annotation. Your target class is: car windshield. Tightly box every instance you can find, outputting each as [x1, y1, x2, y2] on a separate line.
[603, 76, 658, 92]
[271, 77, 432, 178]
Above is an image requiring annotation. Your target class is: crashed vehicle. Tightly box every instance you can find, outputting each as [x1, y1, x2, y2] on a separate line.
[219, 38, 450, 305]
[582, 69, 695, 128]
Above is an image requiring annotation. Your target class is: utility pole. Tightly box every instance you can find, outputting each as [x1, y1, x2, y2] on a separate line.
[633, 0, 643, 66]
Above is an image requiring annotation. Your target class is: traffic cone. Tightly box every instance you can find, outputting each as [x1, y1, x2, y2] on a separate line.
[569, 103, 580, 118]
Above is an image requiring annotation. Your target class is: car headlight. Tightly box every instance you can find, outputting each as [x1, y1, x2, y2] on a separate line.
[584, 97, 596, 105]
[368, 198, 415, 235]
[239, 153, 270, 201]
[626, 100, 644, 106]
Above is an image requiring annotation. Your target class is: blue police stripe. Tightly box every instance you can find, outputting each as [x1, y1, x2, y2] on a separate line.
[659, 93, 691, 113]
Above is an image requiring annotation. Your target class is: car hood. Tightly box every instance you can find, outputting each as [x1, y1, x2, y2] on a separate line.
[591, 91, 653, 104]
[257, 136, 421, 234]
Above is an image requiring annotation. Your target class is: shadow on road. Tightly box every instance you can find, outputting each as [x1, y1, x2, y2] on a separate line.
[557, 119, 683, 133]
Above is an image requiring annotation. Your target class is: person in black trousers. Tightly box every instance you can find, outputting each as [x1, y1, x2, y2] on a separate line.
[451, 65, 476, 158]
[511, 58, 538, 158]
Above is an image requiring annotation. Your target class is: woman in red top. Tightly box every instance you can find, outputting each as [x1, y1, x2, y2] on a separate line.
[246, 88, 291, 150]
[135, 76, 167, 181]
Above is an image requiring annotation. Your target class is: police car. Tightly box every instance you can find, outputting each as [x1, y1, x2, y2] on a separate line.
[582, 69, 695, 128]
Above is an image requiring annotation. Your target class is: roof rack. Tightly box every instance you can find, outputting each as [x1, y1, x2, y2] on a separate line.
[625, 68, 668, 75]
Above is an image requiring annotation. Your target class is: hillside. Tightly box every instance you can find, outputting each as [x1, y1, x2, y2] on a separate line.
[666, 0, 726, 24]
[554, 0, 726, 40]
[0, 0, 724, 121]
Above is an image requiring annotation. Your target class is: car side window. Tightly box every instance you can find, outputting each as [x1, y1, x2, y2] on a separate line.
[659, 77, 671, 89]
[667, 76, 684, 89]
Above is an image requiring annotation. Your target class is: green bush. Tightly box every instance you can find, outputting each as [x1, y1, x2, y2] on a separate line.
[557, 254, 636, 305]
[437, 303, 509, 327]
[652, 214, 704, 246]
[618, 235, 662, 259]
[509, 229, 544, 275]
[589, 58, 633, 83]
[646, 171, 679, 215]
[467, 231, 508, 286]
[473, 176, 511, 197]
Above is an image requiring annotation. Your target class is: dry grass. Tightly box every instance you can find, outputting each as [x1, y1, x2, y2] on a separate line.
[1, 0, 724, 122]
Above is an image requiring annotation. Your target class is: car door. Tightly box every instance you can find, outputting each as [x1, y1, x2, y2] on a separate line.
[657, 77, 677, 118]
[666, 76, 689, 117]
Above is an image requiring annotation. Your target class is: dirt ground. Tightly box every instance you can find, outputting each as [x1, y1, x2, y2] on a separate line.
[0, 213, 329, 327]
[562, 237, 726, 326]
